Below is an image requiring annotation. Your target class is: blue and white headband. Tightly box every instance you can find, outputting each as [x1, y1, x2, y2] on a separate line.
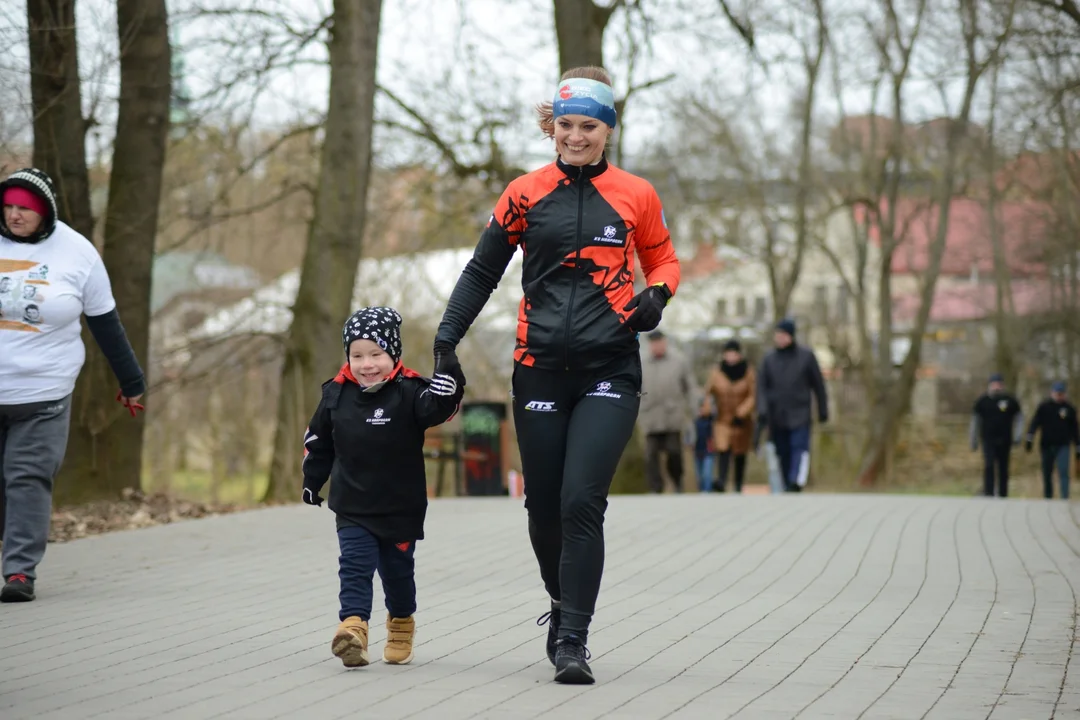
[552, 78, 617, 129]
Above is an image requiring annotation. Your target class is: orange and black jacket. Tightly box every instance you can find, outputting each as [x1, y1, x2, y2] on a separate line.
[436, 156, 681, 371]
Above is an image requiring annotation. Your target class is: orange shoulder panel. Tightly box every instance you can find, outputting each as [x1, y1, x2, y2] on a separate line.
[592, 166, 680, 295]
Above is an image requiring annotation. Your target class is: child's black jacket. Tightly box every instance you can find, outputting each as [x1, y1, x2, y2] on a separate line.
[302, 363, 462, 541]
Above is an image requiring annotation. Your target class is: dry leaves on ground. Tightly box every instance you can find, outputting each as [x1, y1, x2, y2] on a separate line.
[49, 488, 247, 543]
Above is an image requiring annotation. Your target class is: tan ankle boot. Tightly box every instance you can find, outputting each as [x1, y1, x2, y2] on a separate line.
[331, 616, 370, 667]
[384, 615, 415, 665]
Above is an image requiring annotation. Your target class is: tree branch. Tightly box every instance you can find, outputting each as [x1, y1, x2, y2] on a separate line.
[159, 183, 309, 253]
[1031, 0, 1080, 28]
[716, 0, 755, 50]
[614, 72, 676, 117]
[376, 84, 522, 186]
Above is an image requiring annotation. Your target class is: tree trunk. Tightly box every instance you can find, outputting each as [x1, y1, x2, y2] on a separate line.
[55, 0, 172, 505]
[986, 84, 1015, 387]
[781, 0, 827, 323]
[857, 5, 995, 483]
[264, 0, 383, 502]
[26, 0, 93, 238]
[552, 0, 616, 72]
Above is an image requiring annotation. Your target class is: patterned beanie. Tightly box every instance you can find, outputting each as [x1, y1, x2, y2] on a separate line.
[342, 306, 403, 361]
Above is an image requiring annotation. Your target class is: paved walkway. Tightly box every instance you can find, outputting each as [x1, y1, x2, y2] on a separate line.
[1, 495, 1078, 720]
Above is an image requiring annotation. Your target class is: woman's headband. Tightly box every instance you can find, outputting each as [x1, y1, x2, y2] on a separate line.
[552, 78, 617, 129]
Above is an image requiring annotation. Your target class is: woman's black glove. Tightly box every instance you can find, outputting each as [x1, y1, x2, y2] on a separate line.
[623, 285, 671, 333]
[433, 343, 463, 384]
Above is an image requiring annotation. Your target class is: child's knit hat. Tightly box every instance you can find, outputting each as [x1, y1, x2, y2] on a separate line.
[342, 306, 403, 362]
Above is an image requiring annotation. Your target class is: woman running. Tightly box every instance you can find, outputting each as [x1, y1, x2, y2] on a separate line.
[432, 66, 680, 684]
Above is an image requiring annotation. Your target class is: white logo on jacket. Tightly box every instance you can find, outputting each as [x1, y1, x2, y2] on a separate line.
[368, 408, 391, 425]
[524, 401, 556, 412]
[593, 225, 624, 245]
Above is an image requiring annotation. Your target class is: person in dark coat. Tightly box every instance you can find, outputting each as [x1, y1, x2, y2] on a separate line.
[302, 307, 465, 669]
[756, 319, 828, 492]
[1025, 381, 1079, 500]
[970, 373, 1023, 498]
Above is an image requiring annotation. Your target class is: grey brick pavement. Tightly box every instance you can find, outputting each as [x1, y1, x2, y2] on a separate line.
[0, 494, 1077, 719]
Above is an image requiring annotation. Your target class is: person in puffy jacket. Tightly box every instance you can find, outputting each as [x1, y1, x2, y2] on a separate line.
[432, 65, 680, 685]
[756, 319, 828, 492]
[702, 339, 756, 493]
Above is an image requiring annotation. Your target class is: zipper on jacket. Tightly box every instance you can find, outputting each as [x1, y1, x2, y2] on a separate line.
[564, 165, 585, 370]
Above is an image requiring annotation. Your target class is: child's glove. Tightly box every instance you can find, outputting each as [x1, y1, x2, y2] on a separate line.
[430, 371, 462, 397]
[302, 487, 323, 507]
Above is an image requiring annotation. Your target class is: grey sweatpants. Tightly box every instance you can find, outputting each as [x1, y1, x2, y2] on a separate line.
[1, 396, 72, 580]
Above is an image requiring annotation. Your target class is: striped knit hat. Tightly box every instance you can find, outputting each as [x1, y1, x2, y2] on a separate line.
[0, 168, 59, 243]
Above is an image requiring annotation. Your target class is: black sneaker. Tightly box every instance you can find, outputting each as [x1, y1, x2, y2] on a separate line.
[553, 634, 594, 685]
[536, 605, 561, 666]
[0, 574, 35, 603]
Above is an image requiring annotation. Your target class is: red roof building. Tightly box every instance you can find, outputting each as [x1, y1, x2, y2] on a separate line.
[855, 197, 1050, 280]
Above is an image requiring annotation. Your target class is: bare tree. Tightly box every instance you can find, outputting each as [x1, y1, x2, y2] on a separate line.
[852, 0, 1018, 484]
[56, 0, 173, 505]
[983, 60, 1018, 388]
[760, 0, 828, 321]
[26, 0, 93, 238]
[264, 0, 383, 502]
[655, 0, 827, 321]
[1007, 0, 1080, 385]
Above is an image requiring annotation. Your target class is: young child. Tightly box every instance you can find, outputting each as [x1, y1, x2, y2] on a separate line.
[302, 306, 465, 668]
[693, 398, 716, 493]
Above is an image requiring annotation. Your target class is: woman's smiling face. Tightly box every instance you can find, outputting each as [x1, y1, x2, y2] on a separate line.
[554, 114, 610, 166]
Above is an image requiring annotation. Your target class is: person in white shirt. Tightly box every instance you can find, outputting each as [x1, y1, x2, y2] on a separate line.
[0, 168, 146, 603]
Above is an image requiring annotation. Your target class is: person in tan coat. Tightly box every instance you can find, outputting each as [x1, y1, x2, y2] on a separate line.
[701, 339, 756, 492]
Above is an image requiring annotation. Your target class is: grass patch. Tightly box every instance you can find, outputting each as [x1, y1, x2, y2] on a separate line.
[144, 470, 269, 506]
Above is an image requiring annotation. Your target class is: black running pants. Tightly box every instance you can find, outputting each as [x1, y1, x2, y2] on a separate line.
[512, 353, 641, 643]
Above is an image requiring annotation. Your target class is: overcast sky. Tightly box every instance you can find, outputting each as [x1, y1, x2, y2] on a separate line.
[0, 0, 989, 171]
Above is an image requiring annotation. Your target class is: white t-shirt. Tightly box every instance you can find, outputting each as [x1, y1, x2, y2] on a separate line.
[0, 221, 117, 404]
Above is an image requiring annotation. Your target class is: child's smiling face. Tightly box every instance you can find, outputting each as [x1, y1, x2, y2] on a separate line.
[348, 338, 395, 386]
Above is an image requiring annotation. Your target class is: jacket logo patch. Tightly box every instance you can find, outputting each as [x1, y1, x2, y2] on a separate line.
[368, 408, 391, 425]
[593, 224, 625, 246]
[998, 400, 1009, 411]
[587, 381, 621, 399]
[524, 400, 556, 412]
